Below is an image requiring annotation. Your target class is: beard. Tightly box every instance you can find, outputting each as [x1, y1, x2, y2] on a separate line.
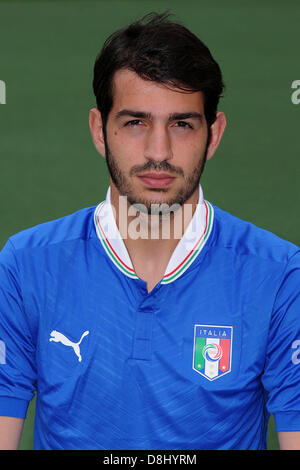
[104, 136, 209, 215]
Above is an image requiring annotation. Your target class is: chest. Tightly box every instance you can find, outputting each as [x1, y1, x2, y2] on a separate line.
[35, 263, 273, 388]
[129, 254, 171, 293]
[31, 259, 277, 449]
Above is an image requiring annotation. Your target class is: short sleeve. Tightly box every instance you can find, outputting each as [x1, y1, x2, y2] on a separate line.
[0, 239, 36, 418]
[261, 250, 300, 431]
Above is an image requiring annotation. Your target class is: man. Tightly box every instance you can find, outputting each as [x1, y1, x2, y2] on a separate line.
[0, 12, 300, 450]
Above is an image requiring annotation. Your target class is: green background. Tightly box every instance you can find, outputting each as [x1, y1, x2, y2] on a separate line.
[0, 0, 299, 451]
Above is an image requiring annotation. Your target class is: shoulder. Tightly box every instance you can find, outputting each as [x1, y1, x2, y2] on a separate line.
[210, 202, 299, 266]
[1, 205, 97, 256]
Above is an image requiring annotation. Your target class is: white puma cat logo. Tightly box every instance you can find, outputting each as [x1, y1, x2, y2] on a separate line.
[49, 330, 89, 362]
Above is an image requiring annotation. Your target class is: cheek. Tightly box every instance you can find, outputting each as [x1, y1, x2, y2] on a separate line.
[106, 140, 140, 174]
[175, 140, 206, 166]
[109, 130, 144, 161]
[172, 130, 207, 153]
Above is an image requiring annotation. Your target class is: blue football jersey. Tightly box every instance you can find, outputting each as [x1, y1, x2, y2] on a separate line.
[0, 185, 300, 450]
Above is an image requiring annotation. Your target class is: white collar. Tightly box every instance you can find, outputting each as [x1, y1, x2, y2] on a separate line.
[94, 185, 214, 284]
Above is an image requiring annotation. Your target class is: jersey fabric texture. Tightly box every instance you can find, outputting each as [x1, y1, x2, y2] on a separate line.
[0, 185, 300, 450]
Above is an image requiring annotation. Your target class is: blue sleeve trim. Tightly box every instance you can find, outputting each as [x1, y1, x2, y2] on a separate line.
[0, 396, 29, 419]
[274, 411, 300, 431]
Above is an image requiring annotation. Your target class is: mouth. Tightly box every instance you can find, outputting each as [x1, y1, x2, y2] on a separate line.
[137, 173, 176, 188]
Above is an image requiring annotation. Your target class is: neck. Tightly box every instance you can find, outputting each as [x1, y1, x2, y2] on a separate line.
[108, 182, 200, 292]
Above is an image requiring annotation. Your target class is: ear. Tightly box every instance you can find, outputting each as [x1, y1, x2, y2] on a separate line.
[206, 112, 227, 161]
[89, 108, 106, 158]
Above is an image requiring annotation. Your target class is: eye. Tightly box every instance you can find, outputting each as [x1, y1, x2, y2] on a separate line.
[174, 121, 193, 129]
[125, 119, 143, 127]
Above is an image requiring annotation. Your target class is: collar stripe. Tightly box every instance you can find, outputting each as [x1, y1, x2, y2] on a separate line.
[161, 201, 213, 284]
[94, 202, 138, 278]
[162, 200, 210, 279]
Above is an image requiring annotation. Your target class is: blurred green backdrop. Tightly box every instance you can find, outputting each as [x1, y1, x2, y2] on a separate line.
[0, 0, 299, 451]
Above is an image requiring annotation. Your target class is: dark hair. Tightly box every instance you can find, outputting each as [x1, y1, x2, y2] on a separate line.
[93, 12, 224, 137]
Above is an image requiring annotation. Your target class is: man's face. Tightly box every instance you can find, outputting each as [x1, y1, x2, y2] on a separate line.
[102, 69, 211, 212]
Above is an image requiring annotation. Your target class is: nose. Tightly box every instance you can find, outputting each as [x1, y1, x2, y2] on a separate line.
[144, 124, 173, 162]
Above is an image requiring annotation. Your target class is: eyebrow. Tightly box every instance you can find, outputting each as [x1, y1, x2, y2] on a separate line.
[115, 109, 204, 123]
[170, 112, 204, 123]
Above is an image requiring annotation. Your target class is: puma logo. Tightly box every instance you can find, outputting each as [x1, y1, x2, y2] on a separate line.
[49, 330, 89, 362]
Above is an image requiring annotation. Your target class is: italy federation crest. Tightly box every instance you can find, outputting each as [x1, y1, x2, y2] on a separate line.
[193, 324, 233, 381]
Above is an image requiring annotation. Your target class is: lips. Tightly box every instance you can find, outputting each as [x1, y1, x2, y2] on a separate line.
[137, 173, 175, 188]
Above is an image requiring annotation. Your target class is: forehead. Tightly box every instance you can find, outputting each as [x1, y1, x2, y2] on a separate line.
[111, 69, 205, 115]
